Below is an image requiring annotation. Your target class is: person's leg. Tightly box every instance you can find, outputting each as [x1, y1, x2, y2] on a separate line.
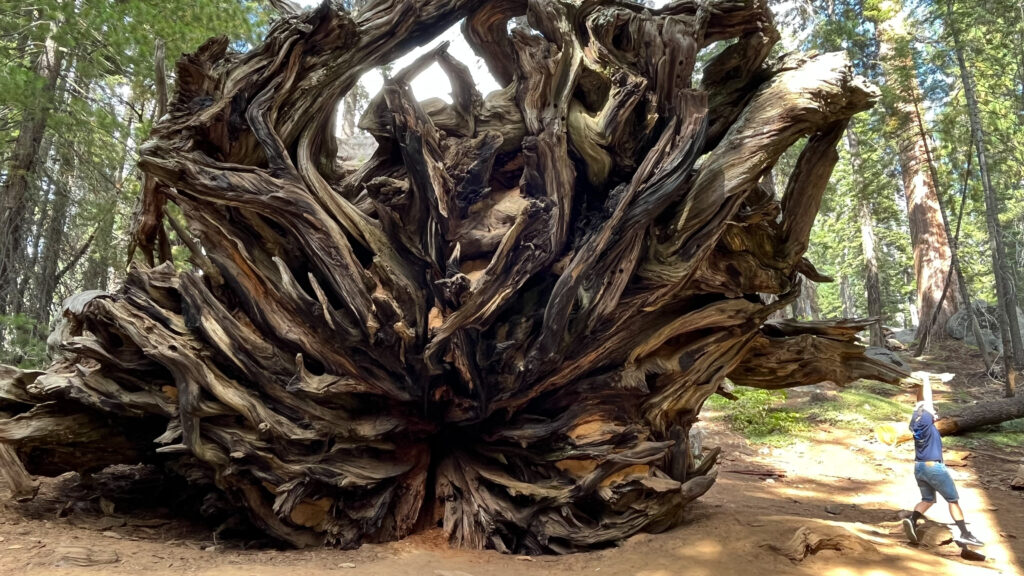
[912, 500, 933, 524]
[913, 463, 936, 524]
[905, 465, 936, 543]
[931, 464, 983, 545]
[949, 501, 964, 522]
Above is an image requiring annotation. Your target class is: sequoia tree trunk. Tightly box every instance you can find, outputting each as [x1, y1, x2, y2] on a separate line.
[0, 0, 899, 554]
[888, 395, 1024, 444]
[873, 0, 960, 346]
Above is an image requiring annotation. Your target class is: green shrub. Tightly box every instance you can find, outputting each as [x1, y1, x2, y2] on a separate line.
[712, 388, 808, 440]
[0, 314, 50, 368]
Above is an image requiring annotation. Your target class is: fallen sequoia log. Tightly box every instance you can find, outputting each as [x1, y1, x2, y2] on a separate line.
[882, 394, 1024, 445]
[932, 395, 1024, 436]
[0, 0, 904, 554]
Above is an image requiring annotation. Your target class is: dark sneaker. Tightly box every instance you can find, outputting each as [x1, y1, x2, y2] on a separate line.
[902, 518, 919, 543]
[955, 532, 984, 547]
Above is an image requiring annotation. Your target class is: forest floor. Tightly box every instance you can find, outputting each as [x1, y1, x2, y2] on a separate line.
[0, 343, 1022, 576]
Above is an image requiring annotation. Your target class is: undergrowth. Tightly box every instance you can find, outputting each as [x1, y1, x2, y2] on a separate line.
[801, 384, 911, 429]
[708, 379, 1023, 451]
[705, 388, 807, 445]
[706, 380, 912, 446]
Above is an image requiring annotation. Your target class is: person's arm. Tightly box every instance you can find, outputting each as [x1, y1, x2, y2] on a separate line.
[920, 373, 934, 415]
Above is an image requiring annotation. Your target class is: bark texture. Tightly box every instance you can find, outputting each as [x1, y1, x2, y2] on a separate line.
[0, 0, 898, 554]
[873, 0, 960, 346]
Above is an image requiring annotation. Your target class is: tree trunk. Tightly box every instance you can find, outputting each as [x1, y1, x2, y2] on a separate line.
[937, 396, 1024, 435]
[0, 34, 63, 314]
[0, 0, 898, 554]
[913, 145, 993, 370]
[946, 0, 1024, 393]
[338, 1, 369, 140]
[0, 444, 38, 501]
[22, 175, 52, 314]
[888, 395, 1024, 444]
[847, 127, 884, 347]
[32, 166, 71, 331]
[791, 276, 821, 320]
[873, 1, 960, 345]
[85, 99, 136, 292]
[840, 271, 856, 318]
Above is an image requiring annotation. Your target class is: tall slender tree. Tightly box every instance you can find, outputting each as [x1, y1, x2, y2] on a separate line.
[0, 0, 269, 363]
[847, 126, 885, 346]
[0, 24, 63, 313]
[944, 0, 1023, 392]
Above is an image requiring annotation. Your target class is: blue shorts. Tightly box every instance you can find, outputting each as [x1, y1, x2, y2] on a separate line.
[915, 461, 959, 503]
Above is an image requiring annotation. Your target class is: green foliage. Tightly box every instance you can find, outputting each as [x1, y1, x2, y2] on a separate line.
[0, 315, 50, 368]
[707, 388, 808, 442]
[0, 0, 271, 359]
[708, 381, 915, 448]
[803, 384, 912, 430]
[777, 0, 1023, 328]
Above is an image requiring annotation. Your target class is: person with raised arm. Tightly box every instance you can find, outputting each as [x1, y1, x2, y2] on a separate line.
[902, 372, 983, 547]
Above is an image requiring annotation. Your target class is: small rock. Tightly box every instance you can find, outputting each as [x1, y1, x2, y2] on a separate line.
[339, 563, 356, 568]
[516, 555, 534, 561]
[824, 505, 842, 516]
[99, 497, 115, 516]
[764, 478, 775, 484]
[885, 338, 907, 351]
[7, 544, 24, 550]
[1010, 465, 1024, 490]
[809, 390, 840, 403]
[865, 346, 905, 367]
[101, 531, 123, 539]
[204, 545, 224, 553]
[434, 571, 476, 576]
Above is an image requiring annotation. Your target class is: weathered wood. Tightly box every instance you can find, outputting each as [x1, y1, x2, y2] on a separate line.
[0, 443, 38, 501]
[0, 0, 897, 554]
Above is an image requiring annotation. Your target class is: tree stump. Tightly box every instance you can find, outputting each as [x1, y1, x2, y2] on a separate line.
[0, 0, 902, 554]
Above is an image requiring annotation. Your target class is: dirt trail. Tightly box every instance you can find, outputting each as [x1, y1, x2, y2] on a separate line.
[1, 396, 1022, 575]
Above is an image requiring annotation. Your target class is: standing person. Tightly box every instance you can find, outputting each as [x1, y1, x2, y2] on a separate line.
[902, 374, 983, 546]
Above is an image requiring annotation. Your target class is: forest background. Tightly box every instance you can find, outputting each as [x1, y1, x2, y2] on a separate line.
[1, 0, 1021, 376]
